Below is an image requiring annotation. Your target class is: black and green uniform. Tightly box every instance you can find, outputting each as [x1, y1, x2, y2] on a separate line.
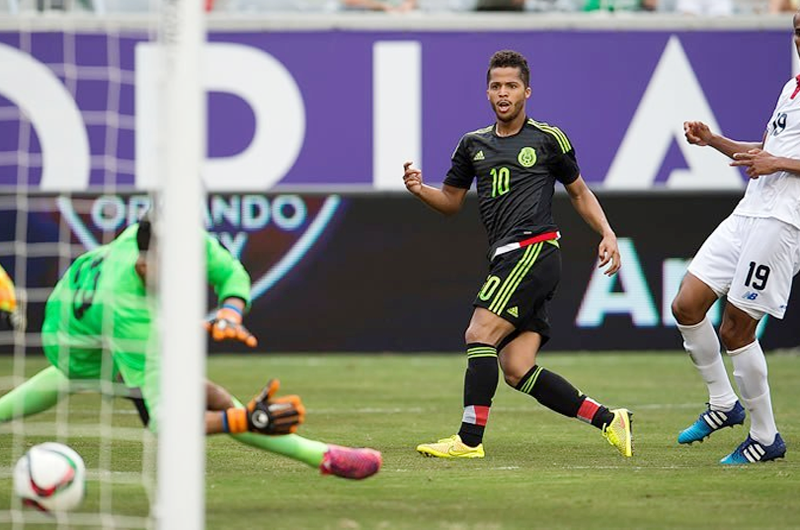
[444, 117, 580, 342]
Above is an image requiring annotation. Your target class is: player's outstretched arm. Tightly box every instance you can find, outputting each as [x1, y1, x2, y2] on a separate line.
[564, 176, 621, 276]
[212, 379, 305, 436]
[402, 161, 468, 216]
[683, 121, 762, 159]
[204, 297, 258, 347]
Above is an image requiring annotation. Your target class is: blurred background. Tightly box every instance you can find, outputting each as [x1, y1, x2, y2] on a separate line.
[0, 3, 797, 352]
[0, 0, 795, 15]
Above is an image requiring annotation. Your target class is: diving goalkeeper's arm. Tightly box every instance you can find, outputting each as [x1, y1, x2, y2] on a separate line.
[203, 235, 258, 347]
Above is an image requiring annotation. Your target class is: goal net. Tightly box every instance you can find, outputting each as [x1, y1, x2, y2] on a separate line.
[0, 2, 206, 528]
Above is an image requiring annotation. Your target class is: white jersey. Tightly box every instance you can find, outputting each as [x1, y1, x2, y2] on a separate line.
[733, 77, 800, 229]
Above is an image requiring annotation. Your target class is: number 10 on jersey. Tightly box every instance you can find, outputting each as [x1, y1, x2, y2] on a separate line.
[490, 167, 510, 198]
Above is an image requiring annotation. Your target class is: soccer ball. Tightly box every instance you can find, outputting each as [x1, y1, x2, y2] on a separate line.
[13, 442, 86, 513]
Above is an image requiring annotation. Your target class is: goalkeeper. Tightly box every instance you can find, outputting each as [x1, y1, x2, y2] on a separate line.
[0, 223, 381, 480]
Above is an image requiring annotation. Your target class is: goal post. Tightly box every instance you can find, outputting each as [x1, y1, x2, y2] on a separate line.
[0, 2, 208, 527]
[155, 1, 207, 529]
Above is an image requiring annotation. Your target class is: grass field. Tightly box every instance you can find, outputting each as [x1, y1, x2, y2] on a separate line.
[0, 352, 798, 529]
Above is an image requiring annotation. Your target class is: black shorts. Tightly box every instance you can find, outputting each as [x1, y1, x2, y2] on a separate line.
[473, 241, 560, 344]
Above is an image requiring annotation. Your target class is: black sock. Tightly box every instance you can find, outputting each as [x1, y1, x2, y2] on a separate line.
[589, 406, 615, 430]
[458, 343, 498, 447]
[515, 365, 613, 430]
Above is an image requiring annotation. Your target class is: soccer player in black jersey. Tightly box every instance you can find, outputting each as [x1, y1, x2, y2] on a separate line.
[405, 50, 633, 459]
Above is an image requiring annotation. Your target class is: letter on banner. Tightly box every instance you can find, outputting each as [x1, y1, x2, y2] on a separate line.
[373, 41, 422, 191]
[0, 44, 90, 190]
[576, 238, 659, 327]
[136, 43, 305, 191]
[605, 36, 742, 190]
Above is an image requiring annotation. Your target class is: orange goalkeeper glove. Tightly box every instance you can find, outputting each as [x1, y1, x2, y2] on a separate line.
[203, 304, 257, 347]
[223, 379, 305, 435]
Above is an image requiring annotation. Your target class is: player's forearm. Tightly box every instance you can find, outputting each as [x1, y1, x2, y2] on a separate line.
[707, 135, 762, 159]
[414, 185, 463, 216]
[206, 411, 225, 435]
[776, 156, 800, 177]
[206, 235, 252, 307]
[570, 189, 614, 238]
[220, 297, 245, 313]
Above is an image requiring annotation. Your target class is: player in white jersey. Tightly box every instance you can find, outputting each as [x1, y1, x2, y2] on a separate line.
[669, 11, 800, 465]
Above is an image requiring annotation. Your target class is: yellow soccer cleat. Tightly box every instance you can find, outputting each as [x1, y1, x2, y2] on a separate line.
[602, 408, 633, 457]
[416, 434, 485, 459]
[0, 264, 17, 314]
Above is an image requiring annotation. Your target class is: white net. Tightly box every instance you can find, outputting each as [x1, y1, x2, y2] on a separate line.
[0, 196, 159, 528]
[0, 3, 199, 527]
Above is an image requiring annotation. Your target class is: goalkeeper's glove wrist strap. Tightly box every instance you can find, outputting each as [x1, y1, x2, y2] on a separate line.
[223, 408, 248, 434]
[221, 303, 243, 316]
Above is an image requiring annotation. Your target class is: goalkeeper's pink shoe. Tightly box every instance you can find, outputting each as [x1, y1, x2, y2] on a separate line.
[320, 445, 382, 480]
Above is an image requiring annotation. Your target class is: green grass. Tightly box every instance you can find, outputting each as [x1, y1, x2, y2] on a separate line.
[1, 352, 799, 529]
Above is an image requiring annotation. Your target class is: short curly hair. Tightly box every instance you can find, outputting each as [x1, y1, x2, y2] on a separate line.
[486, 50, 530, 88]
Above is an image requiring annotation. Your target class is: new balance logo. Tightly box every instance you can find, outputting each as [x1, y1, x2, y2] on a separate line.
[507, 306, 519, 318]
[743, 291, 759, 301]
[473, 150, 485, 161]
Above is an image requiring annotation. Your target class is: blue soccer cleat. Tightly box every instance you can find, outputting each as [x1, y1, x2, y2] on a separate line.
[678, 401, 746, 444]
[720, 434, 786, 465]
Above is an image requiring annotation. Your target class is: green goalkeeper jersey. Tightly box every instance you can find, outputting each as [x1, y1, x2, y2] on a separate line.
[42, 223, 251, 390]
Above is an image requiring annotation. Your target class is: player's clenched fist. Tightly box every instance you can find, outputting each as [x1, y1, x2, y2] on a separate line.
[204, 304, 257, 347]
[403, 161, 424, 196]
[683, 121, 713, 146]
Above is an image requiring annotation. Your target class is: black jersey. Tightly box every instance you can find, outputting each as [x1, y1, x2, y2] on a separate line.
[444, 118, 580, 254]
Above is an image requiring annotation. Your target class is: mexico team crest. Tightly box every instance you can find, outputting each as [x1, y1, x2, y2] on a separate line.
[518, 147, 537, 168]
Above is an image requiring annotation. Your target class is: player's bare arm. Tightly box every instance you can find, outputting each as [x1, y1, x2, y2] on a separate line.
[403, 161, 468, 216]
[564, 176, 621, 276]
[731, 149, 800, 179]
[683, 121, 762, 159]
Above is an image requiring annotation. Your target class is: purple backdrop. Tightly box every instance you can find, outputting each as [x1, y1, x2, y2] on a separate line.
[0, 29, 790, 189]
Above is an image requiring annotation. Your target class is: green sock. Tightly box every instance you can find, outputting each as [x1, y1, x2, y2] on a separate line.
[0, 366, 69, 421]
[228, 396, 328, 468]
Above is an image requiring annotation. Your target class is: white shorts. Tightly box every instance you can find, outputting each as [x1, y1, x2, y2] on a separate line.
[687, 214, 800, 320]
